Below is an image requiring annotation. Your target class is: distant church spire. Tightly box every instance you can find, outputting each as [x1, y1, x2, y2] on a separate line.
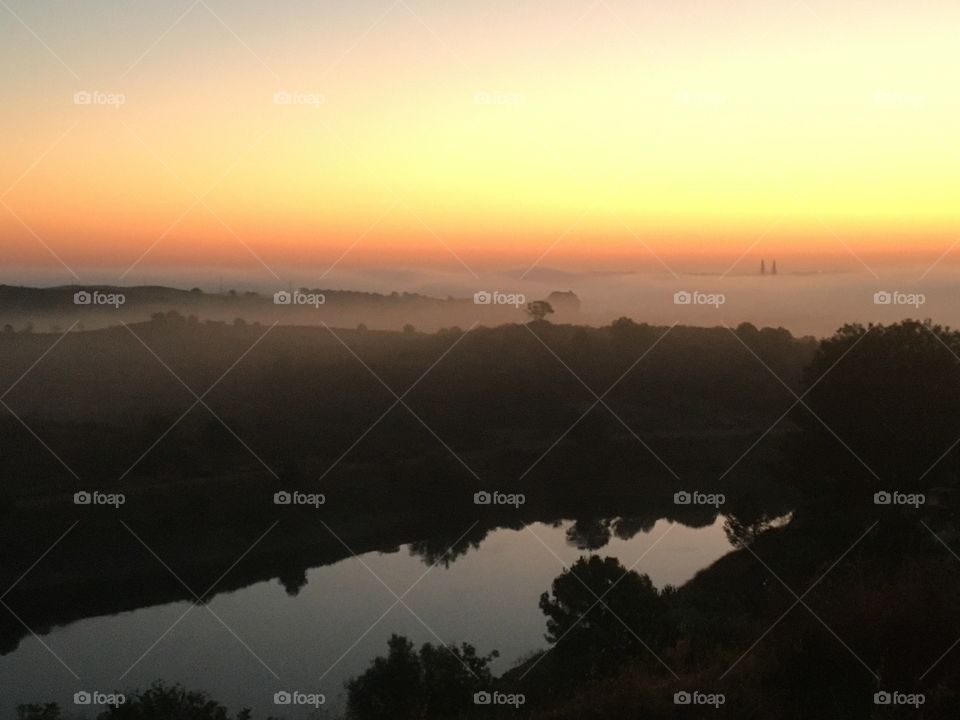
[761, 259, 766, 276]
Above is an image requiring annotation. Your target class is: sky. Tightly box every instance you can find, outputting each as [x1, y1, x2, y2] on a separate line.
[1, 0, 959, 286]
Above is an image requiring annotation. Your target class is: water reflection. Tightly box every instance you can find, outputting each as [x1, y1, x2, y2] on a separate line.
[0, 516, 753, 717]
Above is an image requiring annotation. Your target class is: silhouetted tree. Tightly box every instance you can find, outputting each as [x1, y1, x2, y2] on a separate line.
[408, 526, 488, 568]
[611, 516, 656, 540]
[800, 320, 960, 489]
[346, 634, 497, 720]
[526, 301, 554, 323]
[565, 518, 612, 550]
[723, 510, 785, 548]
[539, 556, 675, 676]
[102, 683, 252, 719]
[18, 683, 252, 720]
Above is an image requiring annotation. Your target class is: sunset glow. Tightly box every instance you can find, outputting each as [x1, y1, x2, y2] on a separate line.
[2, 0, 959, 277]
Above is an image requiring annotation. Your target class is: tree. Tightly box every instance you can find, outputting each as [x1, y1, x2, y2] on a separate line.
[610, 316, 636, 333]
[97, 683, 251, 719]
[538, 556, 675, 676]
[565, 517, 613, 550]
[800, 320, 960, 488]
[408, 526, 488, 568]
[17, 684, 252, 720]
[403, 323, 415, 334]
[346, 634, 497, 720]
[526, 300, 554, 323]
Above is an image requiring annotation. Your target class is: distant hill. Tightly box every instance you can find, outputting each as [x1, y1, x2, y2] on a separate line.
[0, 284, 580, 332]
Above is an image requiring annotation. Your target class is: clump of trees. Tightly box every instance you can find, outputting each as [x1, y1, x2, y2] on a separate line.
[800, 320, 960, 488]
[539, 556, 676, 678]
[346, 634, 497, 720]
[17, 683, 252, 720]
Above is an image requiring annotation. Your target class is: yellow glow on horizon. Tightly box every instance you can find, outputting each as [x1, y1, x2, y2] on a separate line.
[2, 0, 958, 272]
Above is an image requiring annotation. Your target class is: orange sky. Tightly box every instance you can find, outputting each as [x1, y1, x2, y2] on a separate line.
[2, 0, 959, 280]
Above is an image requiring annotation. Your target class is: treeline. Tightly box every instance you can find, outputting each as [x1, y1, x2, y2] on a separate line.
[0, 316, 816, 499]
[0, 284, 557, 334]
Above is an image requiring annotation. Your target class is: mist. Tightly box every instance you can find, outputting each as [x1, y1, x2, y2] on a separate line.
[2, 262, 955, 338]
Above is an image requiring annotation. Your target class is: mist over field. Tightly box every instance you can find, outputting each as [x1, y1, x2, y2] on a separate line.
[2, 262, 952, 338]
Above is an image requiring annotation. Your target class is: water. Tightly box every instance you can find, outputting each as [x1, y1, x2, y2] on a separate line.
[0, 517, 736, 717]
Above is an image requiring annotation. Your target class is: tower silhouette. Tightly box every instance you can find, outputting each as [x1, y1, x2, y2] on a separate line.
[772, 260, 778, 275]
[761, 259, 766, 276]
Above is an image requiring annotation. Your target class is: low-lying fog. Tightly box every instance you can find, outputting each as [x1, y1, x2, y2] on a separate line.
[4, 262, 957, 338]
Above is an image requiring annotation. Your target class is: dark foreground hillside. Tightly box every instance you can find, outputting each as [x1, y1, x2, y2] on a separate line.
[12, 318, 960, 719]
